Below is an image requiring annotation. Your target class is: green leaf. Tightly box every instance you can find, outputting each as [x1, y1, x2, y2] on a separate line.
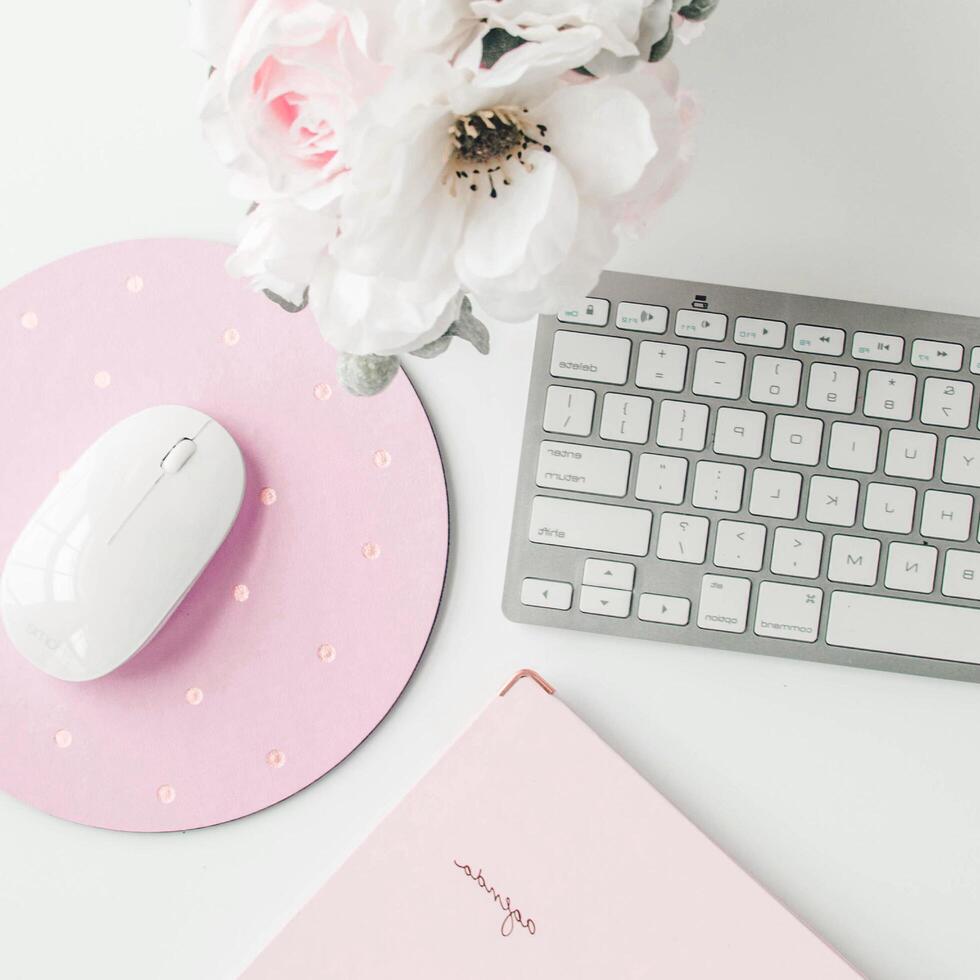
[481, 28, 525, 68]
[410, 297, 490, 359]
[337, 352, 400, 396]
[263, 286, 309, 314]
[649, 21, 674, 62]
[677, 0, 720, 22]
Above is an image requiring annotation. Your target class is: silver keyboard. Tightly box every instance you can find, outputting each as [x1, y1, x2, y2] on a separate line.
[503, 272, 980, 682]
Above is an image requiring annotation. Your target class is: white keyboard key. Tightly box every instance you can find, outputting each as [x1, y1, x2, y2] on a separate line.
[827, 592, 980, 662]
[521, 578, 572, 610]
[529, 496, 652, 556]
[557, 297, 609, 326]
[911, 340, 963, 371]
[713, 407, 766, 458]
[863, 482, 916, 534]
[734, 317, 786, 348]
[551, 330, 629, 384]
[714, 520, 767, 571]
[920, 378, 974, 429]
[852, 331, 904, 364]
[638, 593, 691, 625]
[616, 302, 667, 333]
[749, 468, 802, 519]
[579, 585, 631, 617]
[920, 489, 973, 541]
[807, 475, 859, 527]
[942, 436, 980, 487]
[972, 347, 980, 375]
[543, 385, 595, 436]
[771, 527, 824, 579]
[635, 454, 688, 505]
[827, 535, 880, 586]
[748, 356, 802, 406]
[599, 393, 652, 444]
[697, 575, 751, 633]
[692, 349, 745, 399]
[770, 415, 823, 466]
[942, 551, 980, 600]
[754, 582, 823, 643]
[884, 429, 937, 480]
[656, 400, 709, 451]
[806, 363, 859, 414]
[794, 324, 845, 356]
[675, 309, 727, 341]
[827, 422, 881, 474]
[583, 559, 635, 590]
[636, 341, 688, 392]
[692, 461, 745, 512]
[863, 370, 916, 422]
[536, 441, 631, 497]
[657, 513, 709, 564]
[885, 542, 938, 593]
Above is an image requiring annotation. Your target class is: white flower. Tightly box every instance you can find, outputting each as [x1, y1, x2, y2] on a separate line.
[315, 58, 656, 342]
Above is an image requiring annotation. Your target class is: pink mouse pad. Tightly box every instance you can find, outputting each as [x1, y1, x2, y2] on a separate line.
[0, 238, 449, 832]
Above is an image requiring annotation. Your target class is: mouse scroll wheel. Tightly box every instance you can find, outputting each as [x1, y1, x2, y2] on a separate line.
[161, 439, 197, 474]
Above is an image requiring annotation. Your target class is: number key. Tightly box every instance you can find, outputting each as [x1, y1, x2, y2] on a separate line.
[806, 363, 859, 413]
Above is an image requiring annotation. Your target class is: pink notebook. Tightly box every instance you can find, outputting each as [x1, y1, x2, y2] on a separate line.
[243, 671, 863, 979]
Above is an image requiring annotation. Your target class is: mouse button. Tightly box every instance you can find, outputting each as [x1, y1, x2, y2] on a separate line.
[161, 439, 197, 474]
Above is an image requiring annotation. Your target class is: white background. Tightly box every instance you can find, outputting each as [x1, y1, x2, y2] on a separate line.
[2, 3, 980, 978]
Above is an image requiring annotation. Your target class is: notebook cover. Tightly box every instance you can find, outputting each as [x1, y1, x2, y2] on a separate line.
[242, 671, 863, 979]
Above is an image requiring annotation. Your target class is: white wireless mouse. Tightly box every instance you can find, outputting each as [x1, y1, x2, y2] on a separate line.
[0, 405, 245, 682]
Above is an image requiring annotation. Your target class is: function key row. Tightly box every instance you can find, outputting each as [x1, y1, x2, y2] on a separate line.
[555, 298, 980, 370]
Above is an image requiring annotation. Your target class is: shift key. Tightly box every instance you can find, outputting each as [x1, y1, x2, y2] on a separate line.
[529, 496, 652, 556]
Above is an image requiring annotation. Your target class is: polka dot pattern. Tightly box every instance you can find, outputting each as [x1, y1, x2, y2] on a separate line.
[317, 643, 336, 663]
[20, 311, 38, 330]
[185, 687, 204, 706]
[157, 784, 176, 804]
[374, 449, 392, 468]
[54, 730, 73, 749]
[233, 583, 250, 603]
[259, 487, 278, 506]
[223, 327, 240, 346]
[313, 382, 332, 401]
[93, 370, 111, 389]
[266, 749, 286, 769]
[362, 542, 381, 560]
[126, 275, 144, 294]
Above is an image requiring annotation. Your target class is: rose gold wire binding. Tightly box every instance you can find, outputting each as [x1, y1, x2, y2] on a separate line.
[498, 669, 556, 697]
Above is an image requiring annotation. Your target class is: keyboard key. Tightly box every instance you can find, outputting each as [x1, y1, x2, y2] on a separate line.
[714, 520, 767, 571]
[972, 347, 980, 375]
[942, 436, 980, 487]
[920, 489, 973, 541]
[749, 468, 802, 519]
[616, 302, 667, 333]
[529, 496, 652, 556]
[536, 441, 631, 497]
[692, 349, 745, 399]
[863, 370, 916, 422]
[656, 400, 709, 451]
[942, 551, 980, 600]
[771, 527, 824, 579]
[794, 324, 845, 356]
[748, 356, 802, 406]
[885, 542, 938, 593]
[920, 378, 973, 429]
[579, 585, 631, 617]
[557, 297, 609, 326]
[692, 461, 745, 512]
[827, 422, 880, 474]
[599, 393, 652, 444]
[551, 330, 630, 384]
[657, 513, 709, 563]
[863, 482, 916, 533]
[583, 559, 635, 590]
[697, 575, 751, 633]
[806, 475, 859, 526]
[675, 309, 727, 341]
[638, 593, 691, 625]
[806, 363, 859, 413]
[827, 592, 980, 662]
[770, 415, 823, 466]
[635, 454, 688, 504]
[714, 407, 766, 458]
[852, 331, 904, 364]
[543, 385, 595, 436]
[884, 429, 937, 480]
[754, 582, 823, 643]
[521, 578, 573, 610]
[827, 535, 880, 586]
[734, 317, 786, 348]
[636, 341, 688, 392]
[911, 340, 963, 371]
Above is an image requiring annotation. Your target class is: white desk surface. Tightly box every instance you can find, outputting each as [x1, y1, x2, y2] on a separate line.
[3, 3, 980, 978]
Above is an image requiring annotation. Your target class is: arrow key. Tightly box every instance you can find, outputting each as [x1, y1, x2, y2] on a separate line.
[580, 585, 632, 618]
[638, 593, 691, 626]
[521, 578, 573, 610]
[583, 558, 635, 590]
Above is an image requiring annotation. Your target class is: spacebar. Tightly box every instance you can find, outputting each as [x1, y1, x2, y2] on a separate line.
[826, 592, 980, 664]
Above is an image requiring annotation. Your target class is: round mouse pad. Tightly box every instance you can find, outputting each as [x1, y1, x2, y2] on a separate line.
[0, 239, 449, 831]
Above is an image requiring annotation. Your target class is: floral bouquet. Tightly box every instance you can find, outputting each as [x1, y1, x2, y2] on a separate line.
[190, 0, 719, 394]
